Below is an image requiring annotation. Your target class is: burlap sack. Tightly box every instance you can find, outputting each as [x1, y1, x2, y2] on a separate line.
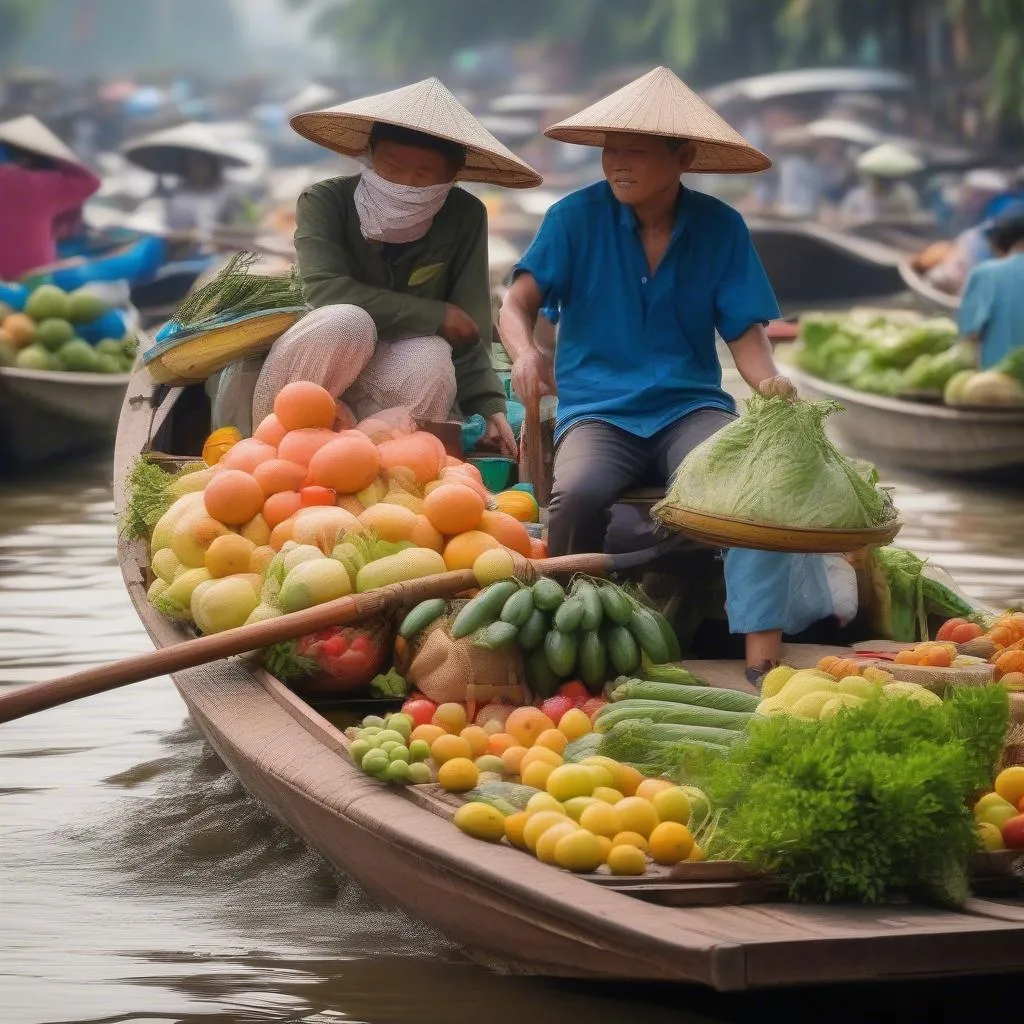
[399, 613, 527, 706]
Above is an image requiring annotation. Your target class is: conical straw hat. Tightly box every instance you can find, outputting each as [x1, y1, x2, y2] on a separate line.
[122, 121, 252, 175]
[855, 142, 924, 178]
[544, 66, 770, 175]
[289, 77, 542, 190]
[0, 115, 85, 169]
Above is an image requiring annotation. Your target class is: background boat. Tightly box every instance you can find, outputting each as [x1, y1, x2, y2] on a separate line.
[898, 257, 961, 313]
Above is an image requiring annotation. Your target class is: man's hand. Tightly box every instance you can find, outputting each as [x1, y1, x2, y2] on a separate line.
[440, 303, 479, 347]
[484, 412, 517, 459]
[757, 374, 797, 399]
[510, 348, 555, 407]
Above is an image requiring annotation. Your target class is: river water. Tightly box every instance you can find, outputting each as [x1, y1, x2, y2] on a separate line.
[1, 451, 1022, 1024]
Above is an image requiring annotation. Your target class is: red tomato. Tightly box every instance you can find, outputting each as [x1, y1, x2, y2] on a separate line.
[581, 697, 608, 720]
[1001, 814, 1024, 850]
[557, 681, 589, 705]
[402, 697, 437, 727]
[541, 695, 576, 725]
[322, 635, 348, 658]
[300, 485, 336, 507]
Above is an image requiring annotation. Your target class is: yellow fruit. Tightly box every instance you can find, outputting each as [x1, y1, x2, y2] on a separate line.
[432, 702, 468, 733]
[760, 664, 796, 698]
[563, 796, 599, 822]
[611, 831, 649, 853]
[614, 797, 659, 838]
[545, 764, 596, 802]
[204, 533, 256, 578]
[616, 763, 644, 797]
[523, 810, 571, 852]
[535, 728, 568, 754]
[553, 829, 604, 873]
[410, 724, 445, 747]
[202, 426, 243, 466]
[591, 786, 624, 805]
[974, 798, 1018, 830]
[994, 766, 1024, 808]
[525, 792, 565, 816]
[583, 764, 615, 790]
[475, 753, 505, 775]
[558, 707, 592, 741]
[581, 755, 625, 791]
[650, 786, 691, 825]
[504, 811, 531, 849]
[648, 822, 694, 865]
[500, 745, 529, 775]
[171, 512, 231, 568]
[240, 513, 271, 547]
[579, 800, 619, 838]
[459, 725, 490, 759]
[536, 821, 579, 864]
[151, 547, 181, 584]
[453, 802, 505, 842]
[437, 757, 478, 793]
[430, 734, 473, 765]
[607, 844, 647, 876]
[594, 835, 613, 863]
[976, 822, 1005, 852]
[521, 746, 563, 770]
[687, 843, 706, 862]
[636, 778, 675, 802]
[521, 760, 557, 790]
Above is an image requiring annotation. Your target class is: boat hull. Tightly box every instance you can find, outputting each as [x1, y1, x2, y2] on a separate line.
[789, 367, 1024, 475]
[898, 259, 960, 314]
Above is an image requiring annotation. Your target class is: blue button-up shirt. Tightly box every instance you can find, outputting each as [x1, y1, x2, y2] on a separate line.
[515, 181, 780, 441]
[958, 252, 1024, 369]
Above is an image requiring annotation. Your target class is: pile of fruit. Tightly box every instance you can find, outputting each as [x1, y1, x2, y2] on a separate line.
[343, 696, 706, 875]
[0, 283, 137, 374]
[919, 612, 1024, 689]
[139, 381, 547, 638]
[397, 576, 678, 698]
[974, 767, 1024, 852]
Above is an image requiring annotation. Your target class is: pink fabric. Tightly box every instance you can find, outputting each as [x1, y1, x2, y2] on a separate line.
[0, 164, 100, 280]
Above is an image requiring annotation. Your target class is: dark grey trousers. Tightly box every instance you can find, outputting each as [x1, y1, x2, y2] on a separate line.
[547, 409, 735, 556]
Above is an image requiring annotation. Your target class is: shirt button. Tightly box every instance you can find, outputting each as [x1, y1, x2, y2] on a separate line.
[641, 276, 648, 284]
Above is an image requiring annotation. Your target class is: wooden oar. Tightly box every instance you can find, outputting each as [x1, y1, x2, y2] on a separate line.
[0, 553, 614, 726]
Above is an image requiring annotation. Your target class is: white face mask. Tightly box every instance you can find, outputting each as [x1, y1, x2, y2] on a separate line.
[353, 167, 453, 244]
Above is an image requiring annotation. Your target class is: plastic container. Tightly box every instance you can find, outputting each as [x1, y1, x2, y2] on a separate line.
[470, 456, 516, 491]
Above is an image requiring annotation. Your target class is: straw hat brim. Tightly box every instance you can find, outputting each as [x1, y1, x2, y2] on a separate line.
[122, 123, 251, 175]
[543, 67, 771, 175]
[0, 115, 87, 170]
[289, 78, 542, 190]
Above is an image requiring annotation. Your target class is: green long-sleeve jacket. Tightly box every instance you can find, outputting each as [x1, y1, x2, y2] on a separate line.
[293, 174, 507, 421]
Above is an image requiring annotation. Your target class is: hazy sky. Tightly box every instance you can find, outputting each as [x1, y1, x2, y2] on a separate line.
[232, 0, 315, 45]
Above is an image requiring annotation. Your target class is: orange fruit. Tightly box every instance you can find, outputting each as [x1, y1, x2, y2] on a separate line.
[358, 503, 418, 543]
[504, 811, 531, 850]
[535, 821, 579, 864]
[523, 811, 569, 852]
[486, 731, 517, 756]
[611, 831, 649, 854]
[253, 458, 308, 497]
[267, 516, 297, 551]
[505, 706, 555, 748]
[253, 412, 287, 447]
[263, 490, 302, 530]
[277, 427, 338, 467]
[443, 530, 502, 571]
[636, 778, 676, 802]
[219, 438, 277, 473]
[437, 757, 479, 793]
[430, 733, 473, 765]
[202, 426, 243, 466]
[534, 728, 567, 754]
[202, 469, 266, 526]
[459, 725, 490, 759]
[648, 822, 694, 865]
[377, 433, 445, 485]
[410, 724, 446, 747]
[995, 766, 1024, 808]
[520, 746, 563, 771]
[423, 483, 485, 535]
[204, 533, 255, 578]
[273, 380, 337, 431]
[500, 745, 529, 775]
[616, 764, 644, 797]
[478, 509, 532, 557]
[409, 514, 445, 552]
[613, 797, 659, 838]
[308, 433, 382, 493]
[432, 702, 468, 733]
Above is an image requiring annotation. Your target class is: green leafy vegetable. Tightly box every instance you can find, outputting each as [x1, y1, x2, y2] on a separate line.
[901, 342, 976, 393]
[370, 668, 409, 698]
[122, 457, 174, 539]
[262, 640, 318, 682]
[654, 395, 897, 530]
[691, 686, 1008, 905]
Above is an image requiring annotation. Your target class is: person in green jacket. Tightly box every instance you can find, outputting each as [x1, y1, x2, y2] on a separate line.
[214, 78, 540, 456]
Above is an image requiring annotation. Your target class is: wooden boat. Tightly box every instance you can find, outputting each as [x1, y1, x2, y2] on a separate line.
[747, 218, 908, 313]
[0, 365, 130, 471]
[898, 257, 960, 313]
[787, 366, 1024, 475]
[111, 364, 1024, 987]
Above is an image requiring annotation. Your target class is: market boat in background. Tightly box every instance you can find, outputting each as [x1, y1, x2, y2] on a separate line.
[898, 256, 961, 314]
[110, 362, 1024, 988]
[0, 364, 130, 471]
[787, 365, 1024, 477]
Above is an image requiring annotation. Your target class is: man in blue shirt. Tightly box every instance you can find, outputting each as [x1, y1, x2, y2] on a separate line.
[501, 67, 827, 680]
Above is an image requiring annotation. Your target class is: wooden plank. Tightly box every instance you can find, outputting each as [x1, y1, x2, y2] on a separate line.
[600, 880, 785, 907]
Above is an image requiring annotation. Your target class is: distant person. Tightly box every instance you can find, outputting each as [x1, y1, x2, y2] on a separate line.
[0, 115, 100, 280]
[981, 167, 1024, 223]
[839, 143, 922, 226]
[121, 121, 251, 236]
[958, 210, 1024, 369]
[950, 168, 1010, 234]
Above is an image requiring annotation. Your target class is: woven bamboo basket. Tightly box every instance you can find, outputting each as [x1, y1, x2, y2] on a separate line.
[653, 504, 902, 554]
[862, 660, 994, 694]
[144, 308, 305, 385]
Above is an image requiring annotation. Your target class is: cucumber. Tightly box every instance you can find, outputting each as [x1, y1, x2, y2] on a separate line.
[578, 630, 607, 689]
[594, 699, 752, 732]
[598, 583, 633, 625]
[553, 597, 585, 633]
[531, 577, 565, 612]
[627, 606, 671, 664]
[527, 646, 559, 698]
[473, 620, 520, 651]
[574, 580, 604, 631]
[398, 598, 447, 640]
[544, 628, 577, 677]
[608, 679, 761, 713]
[500, 588, 535, 627]
[517, 608, 548, 651]
[648, 607, 682, 661]
[451, 580, 519, 639]
[606, 624, 641, 676]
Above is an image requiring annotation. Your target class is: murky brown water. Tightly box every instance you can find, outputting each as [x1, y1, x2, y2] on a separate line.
[1, 451, 1022, 1024]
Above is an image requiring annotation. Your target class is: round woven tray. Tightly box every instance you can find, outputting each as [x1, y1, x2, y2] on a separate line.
[863, 660, 994, 694]
[654, 505, 902, 554]
[144, 308, 304, 385]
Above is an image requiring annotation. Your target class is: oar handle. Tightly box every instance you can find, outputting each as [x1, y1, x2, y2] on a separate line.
[0, 554, 611, 725]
